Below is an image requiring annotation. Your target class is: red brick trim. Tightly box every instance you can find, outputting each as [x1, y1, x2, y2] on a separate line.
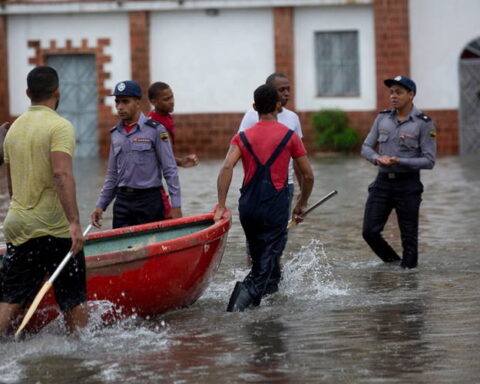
[4, 108, 458, 157]
[27, 38, 114, 156]
[129, 11, 151, 114]
[0, 16, 10, 122]
[373, 0, 410, 110]
[273, 7, 295, 108]
[173, 113, 244, 158]
[172, 109, 458, 158]
[423, 109, 459, 155]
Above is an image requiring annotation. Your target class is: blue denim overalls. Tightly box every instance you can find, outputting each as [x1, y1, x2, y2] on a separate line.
[238, 129, 293, 305]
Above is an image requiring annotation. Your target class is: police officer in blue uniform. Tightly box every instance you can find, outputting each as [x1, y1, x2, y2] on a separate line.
[91, 80, 181, 228]
[361, 76, 436, 269]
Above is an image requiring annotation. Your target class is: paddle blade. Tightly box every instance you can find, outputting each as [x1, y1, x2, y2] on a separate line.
[15, 281, 53, 339]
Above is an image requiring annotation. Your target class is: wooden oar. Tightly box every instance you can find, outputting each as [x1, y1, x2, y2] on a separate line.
[15, 224, 93, 339]
[287, 190, 338, 229]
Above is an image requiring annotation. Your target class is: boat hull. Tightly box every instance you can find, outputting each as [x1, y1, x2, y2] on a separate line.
[1, 211, 231, 333]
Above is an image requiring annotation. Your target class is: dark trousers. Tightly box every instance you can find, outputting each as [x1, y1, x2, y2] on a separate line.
[362, 173, 423, 269]
[241, 217, 288, 304]
[244, 183, 293, 288]
[113, 187, 165, 228]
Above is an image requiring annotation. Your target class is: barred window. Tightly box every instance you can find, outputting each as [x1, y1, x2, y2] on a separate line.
[314, 31, 360, 97]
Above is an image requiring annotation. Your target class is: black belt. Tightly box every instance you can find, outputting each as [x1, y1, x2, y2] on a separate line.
[118, 186, 159, 194]
[377, 172, 419, 180]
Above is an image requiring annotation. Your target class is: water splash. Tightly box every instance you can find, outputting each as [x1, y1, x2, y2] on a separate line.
[0, 354, 26, 383]
[281, 239, 349, 299]
[203, 239, 349, 304]
[0, 300, 172, 384]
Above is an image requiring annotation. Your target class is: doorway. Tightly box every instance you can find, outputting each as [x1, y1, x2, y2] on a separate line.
[459, 38, 480, 155]
[47, 54, 99, 157]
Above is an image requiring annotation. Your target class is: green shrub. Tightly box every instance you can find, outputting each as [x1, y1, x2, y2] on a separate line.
[311, 109, 360, 152]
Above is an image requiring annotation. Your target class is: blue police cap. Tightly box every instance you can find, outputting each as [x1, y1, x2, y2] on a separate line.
[384, 75, 416, 94]
[111, 80, 142, 98]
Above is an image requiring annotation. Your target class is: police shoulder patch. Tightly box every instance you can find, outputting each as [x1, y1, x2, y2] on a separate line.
[160, 132, 170, 141]
[144, 119, 159, 128]
[379, 109, 392, 114]
[429, 131, 436, 138]
[416, 113, 431, 122]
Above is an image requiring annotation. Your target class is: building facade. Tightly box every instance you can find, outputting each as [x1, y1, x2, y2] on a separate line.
[0, 0, 479, 157]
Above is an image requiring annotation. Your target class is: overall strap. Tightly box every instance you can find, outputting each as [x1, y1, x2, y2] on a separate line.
[239, 132, 261, 165]
[265, 129, 294, 167]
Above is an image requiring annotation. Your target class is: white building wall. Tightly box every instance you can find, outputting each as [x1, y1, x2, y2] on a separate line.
[410, 0, 480, 110]
[150, 8, 274, 113]
[294, 5, 376, 111]
[7, 13, 130, 116]
[5, 1, 479, 117]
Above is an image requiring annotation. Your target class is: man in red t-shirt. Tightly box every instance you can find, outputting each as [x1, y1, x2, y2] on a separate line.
[148, 82, 198, 167]
[214, 85, 314, 312]
[148, 82, 199, 218]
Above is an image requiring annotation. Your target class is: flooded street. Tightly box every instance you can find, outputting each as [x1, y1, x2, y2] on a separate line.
[0, 154, 479, 383]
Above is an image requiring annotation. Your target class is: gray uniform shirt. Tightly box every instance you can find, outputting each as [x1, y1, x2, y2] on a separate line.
[96, 113, 181, 210]
[361, 106, 436, 173]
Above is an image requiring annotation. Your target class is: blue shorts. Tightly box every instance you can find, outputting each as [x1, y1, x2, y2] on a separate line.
[0, 236, 87, 311]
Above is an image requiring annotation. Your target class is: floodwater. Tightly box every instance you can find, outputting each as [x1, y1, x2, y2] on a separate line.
[0, 154, 479, 384]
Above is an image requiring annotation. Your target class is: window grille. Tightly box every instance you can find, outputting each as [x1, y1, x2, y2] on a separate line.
[314, 31, 360, 97]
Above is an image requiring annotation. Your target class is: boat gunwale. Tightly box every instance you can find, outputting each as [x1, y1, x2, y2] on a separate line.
[85, 210, 231, 269]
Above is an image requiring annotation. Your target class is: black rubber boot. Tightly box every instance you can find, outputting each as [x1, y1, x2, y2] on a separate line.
[263, 281, 279, 295]
[226, 282, 253, 312]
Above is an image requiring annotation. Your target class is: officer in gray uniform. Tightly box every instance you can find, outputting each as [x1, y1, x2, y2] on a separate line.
[91, 80, 181, 229]
[361, 75, 436, 269]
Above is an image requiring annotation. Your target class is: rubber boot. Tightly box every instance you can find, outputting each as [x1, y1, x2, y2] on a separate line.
[263, 282, 279, 295]
[226, 282, 253, 312]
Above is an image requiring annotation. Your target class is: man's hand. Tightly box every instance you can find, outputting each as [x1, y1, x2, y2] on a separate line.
[170, 207, 183, 219]
[376, 155, 399, 166]
[213, 205, 226, 222]
[69, 222, 84, 255]
[292, 202, 308, 225]
[0, 122, 10, 132]
[91, 206, 103, 228]
[177, 154, 199, 168]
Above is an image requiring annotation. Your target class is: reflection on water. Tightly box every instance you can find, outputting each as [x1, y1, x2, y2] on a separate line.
[364, 271, 433, 379]
[245, 320, 293, 383]
[1, 155, 480, 383]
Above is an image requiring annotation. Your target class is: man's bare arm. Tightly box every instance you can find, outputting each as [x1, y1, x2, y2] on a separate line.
[51, 151, 83, 254]
[292, 155, 314, 223]
[214, 146, 241, 221]
[293, 159, 304, 189]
